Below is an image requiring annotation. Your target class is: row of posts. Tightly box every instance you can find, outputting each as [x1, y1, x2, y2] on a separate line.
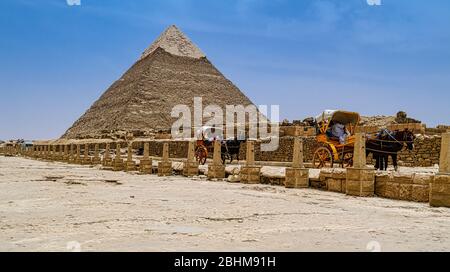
[0, 139, 309, 186]
[1, 132, 449, 207]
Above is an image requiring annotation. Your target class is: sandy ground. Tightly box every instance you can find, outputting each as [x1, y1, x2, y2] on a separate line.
[1, 156, 450, 252]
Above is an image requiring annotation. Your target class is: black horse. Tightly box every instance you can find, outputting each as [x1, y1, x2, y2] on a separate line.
[221, 138, 246, 164]
[366, 129, 415, 171]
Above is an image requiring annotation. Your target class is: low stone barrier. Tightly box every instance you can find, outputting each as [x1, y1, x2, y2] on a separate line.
[375, 172, 432, 202]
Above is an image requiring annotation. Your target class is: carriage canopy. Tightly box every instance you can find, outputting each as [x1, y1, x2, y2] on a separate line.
[315, 110, 360, 126]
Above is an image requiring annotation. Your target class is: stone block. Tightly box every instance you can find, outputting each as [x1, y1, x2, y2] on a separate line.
[92, 157, 102, 165]
[240, 166, 261, 184]
[82, 157, 92, 165]
[139, 159, 153, 174]
[375, 173, 391, 197]
[412, 184, 430, 202]
[112, 157, 124, 171]
[399, 184, 413, 201]
[183, 161, 199, 177]
[413, 173, 434, 185]
[346, 168, 375, 197]
[125, 161, 137, 172]
[385, 182, 400, 199]
[208, 165, 225, 180]
[326, 178, 343, 193]
[393, 173, 414, 184]
[285, 168, 309, 189]
[430, 174, 450, 207]
[158, 161, 172, 176]
[319, 169, 333, 181]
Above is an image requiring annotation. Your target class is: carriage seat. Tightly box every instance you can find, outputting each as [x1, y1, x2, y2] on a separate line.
[326, 130, 340, 143]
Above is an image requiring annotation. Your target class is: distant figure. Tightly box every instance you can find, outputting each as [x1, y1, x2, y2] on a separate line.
[331, 122, 348, 144]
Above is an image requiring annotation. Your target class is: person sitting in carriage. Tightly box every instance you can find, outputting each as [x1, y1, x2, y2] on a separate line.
[326, 121, 349, 144]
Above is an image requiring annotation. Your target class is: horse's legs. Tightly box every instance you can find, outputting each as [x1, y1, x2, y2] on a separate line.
[374, 154, 380, 170]
[392, 154, 398, 171]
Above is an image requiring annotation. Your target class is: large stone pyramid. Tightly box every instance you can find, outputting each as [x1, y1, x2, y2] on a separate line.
[62, 25, 255, 139]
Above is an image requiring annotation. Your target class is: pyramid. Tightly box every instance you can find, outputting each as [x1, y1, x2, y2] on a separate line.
[62, 25, 256, 139]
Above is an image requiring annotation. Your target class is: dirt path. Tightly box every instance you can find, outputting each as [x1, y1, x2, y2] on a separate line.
[1, 157, 449, 252]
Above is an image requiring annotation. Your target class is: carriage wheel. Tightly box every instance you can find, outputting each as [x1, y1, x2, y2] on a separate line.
[341, 152, 354, 168]
[195, 146, 208, 165]
[313, 147, 334, 169]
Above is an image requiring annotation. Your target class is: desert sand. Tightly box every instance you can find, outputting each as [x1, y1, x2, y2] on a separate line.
[1, 156, 450, 252]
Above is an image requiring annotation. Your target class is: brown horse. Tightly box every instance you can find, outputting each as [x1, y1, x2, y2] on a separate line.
[366, 129, 415, 171]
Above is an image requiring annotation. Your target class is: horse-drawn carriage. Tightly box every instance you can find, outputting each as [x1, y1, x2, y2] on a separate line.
[312, 110, 360, 168]
[312, 110, 417, 170]
[194, 126, 244, 165]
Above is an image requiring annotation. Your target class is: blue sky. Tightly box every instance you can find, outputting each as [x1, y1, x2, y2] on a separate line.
[0, 0, 449, 140]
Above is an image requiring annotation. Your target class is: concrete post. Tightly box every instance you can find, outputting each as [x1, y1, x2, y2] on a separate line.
[246, 140, 255, 166]
[113, 142, 124, 171]
[139, 142, 153, 174]
[69, 144, 75, 163]
[208, 140, 225, 180]
[240, 141, 261, 184]
[92, 143, 102, 165]
[183, 141, 199, 177]
[53, 145, 59, 161]
[285, 138, 309, 188]
[47, 145, 52, 160]
[346, 133, 374, 197]
[63, 145, 69, 162]
[82, 143, 92, 165]
[430, 132, 450, 207]
[75, 144, 81, 164]
[125, 142, 137, 172]
[58, 145, 63, 161]
[353, 133, 367, 169]
[103, 143, 112, 167]
[158, 143, 172, 176]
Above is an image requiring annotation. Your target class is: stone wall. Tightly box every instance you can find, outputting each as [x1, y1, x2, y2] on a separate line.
[375, 173, 432, 203]
[238, 137, 319, 163]
[317, 169, 433, 203]
[236, 135, 441, 167]
[115, 134, 443, 167]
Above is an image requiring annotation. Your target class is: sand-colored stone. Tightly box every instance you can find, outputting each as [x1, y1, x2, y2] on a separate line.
[353, 133, 367, 169]
[375, 173, 392, 197]
[285, 138, 309, 189]
[82, 144, 92, 165]
[75, 145, 82, 164]
[412, 184, 430, 202]
[285, 168, 309, 189]
[63, 145, 69, 162]
[103, 143, 112, 167]
[240, 141, 260, 184]
[139, 142, 153, 174]
[158, 143, 172, 176]
[346, 168, 375, 197]
[208, 141, 225, 180]
[184, 141, 199, 177]
[430, 134, 450, 207]
[112, 143, 124, 171]
[92, 144, 102, 165]
[430, 174, 450, 207]
[61, 25, 255, 140]
[346, 134, 374, 197]
[125, 142, 137, 172]
[240, 166, 261, 184]
[439, 132, 450, 173]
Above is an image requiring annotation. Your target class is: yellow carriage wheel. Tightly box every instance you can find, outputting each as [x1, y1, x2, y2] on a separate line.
[313, 147, 334, 169]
